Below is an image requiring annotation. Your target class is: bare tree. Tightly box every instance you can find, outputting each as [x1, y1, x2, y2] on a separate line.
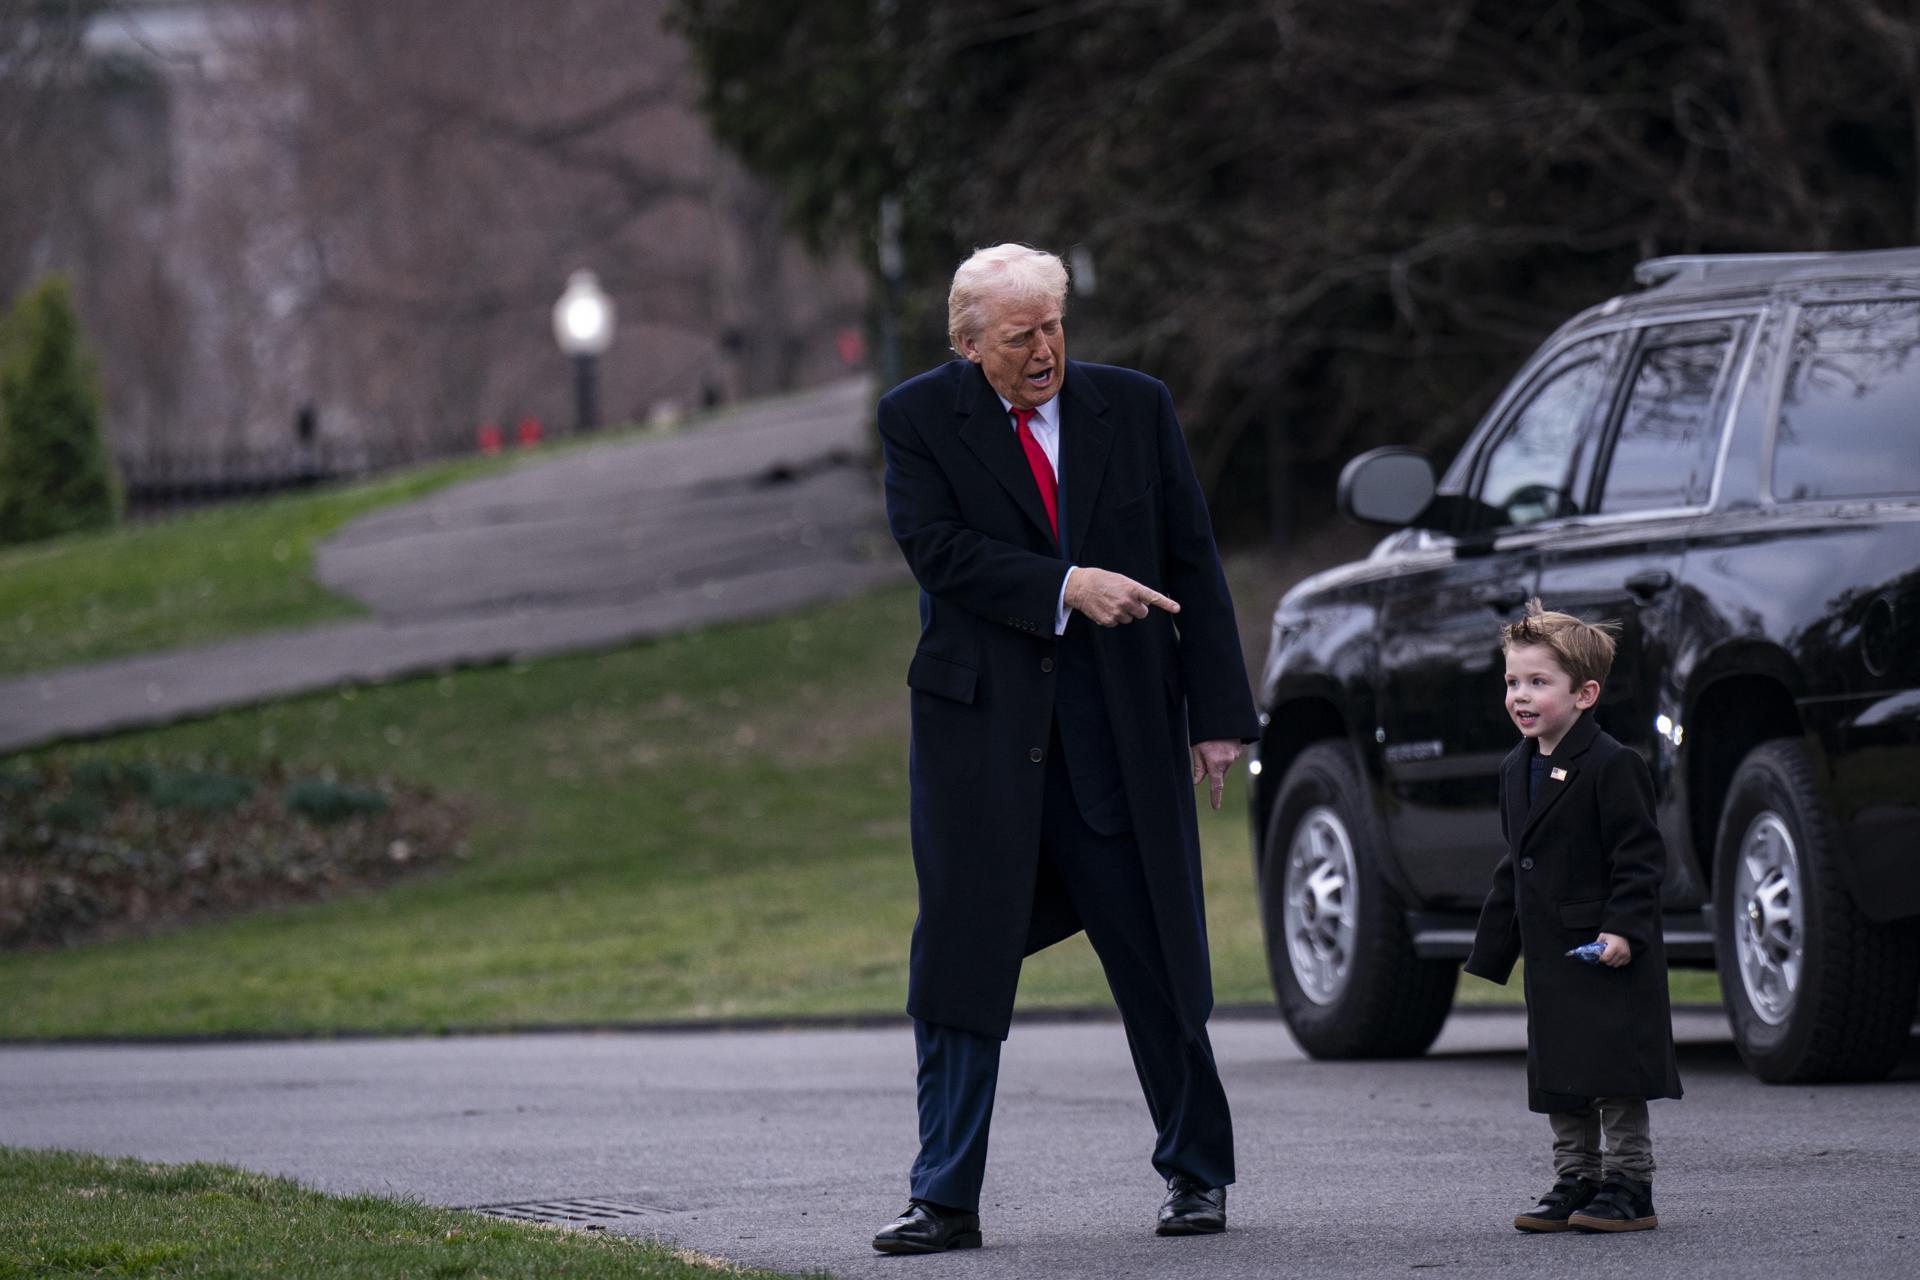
[677, 0, 1920, 536]
[1, 0, 864, 484]
[256, 0, 862, 459]
[0, 2, 103, 303]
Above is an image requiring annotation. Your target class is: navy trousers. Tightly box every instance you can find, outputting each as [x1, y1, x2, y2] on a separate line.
[908, 730, 1235, 1211]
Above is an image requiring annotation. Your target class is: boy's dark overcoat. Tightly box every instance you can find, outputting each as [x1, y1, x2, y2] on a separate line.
[1463, 712, 1684, 1112]
[878, 358, 1256, 1043]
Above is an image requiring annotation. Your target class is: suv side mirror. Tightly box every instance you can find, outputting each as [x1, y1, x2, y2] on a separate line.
[1338, 448, 1438, 526]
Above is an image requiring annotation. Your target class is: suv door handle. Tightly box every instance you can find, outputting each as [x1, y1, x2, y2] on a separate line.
[1474, 584, 1529, 612]
[1624, 569, 1674, 600]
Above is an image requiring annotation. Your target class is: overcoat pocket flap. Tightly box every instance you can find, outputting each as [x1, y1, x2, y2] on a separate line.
[1557, 898, 1605, 930]
[907, 650, 978, 704]
[1116, 480, 1159, 513]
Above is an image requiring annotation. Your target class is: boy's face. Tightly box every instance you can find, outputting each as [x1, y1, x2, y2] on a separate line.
[1503, 643, 1600, 754]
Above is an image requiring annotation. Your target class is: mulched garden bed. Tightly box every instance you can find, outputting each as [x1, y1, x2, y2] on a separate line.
[0, 758, 466, 950]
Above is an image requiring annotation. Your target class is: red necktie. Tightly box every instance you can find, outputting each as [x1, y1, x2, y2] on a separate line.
[1011, 407, 1059, 540]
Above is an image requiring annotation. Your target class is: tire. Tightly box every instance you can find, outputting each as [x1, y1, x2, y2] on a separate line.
[1257, 741, 1456, 1058]
[1712, 738, 1920, 1083]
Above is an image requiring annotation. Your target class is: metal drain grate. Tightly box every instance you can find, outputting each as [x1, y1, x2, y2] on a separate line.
[471, 1197, 675, 1229]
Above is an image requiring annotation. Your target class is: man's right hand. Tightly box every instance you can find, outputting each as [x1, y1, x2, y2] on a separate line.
[1064, 568, 1181, 627]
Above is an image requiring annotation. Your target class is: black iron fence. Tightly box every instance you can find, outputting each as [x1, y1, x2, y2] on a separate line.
[116, 439, 421, 520]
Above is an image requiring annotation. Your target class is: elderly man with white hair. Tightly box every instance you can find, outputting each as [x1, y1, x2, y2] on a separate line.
[871, 243, 1258, 1253]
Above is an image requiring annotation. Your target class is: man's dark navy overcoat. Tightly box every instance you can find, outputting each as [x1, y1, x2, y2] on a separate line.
[878, 358, 1258, 1043]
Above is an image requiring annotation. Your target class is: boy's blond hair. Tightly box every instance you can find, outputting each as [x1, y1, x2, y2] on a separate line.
[1501, 598, 1619, 690]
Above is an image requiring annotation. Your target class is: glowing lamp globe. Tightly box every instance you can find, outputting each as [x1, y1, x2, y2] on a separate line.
[552, 270, 615, 356]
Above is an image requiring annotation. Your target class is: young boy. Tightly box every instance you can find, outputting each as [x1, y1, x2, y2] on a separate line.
[1464, 600, 1682, 1234]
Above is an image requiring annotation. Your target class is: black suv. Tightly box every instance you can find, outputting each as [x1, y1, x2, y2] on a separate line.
[1249, 248, 1920, 1084]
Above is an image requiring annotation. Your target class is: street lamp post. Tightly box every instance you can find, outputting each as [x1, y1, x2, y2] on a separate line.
[552, 269, 616, 432]
[876, 195, 905, 393]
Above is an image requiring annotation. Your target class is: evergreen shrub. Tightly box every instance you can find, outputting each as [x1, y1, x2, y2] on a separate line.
[0, 275, 120, 545]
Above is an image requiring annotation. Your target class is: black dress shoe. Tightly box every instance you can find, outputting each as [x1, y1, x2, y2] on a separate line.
[1156, 1174, 1227, 1235]
[872, 1199, 983, 1254]
[1512, 1174, 1599, 1232]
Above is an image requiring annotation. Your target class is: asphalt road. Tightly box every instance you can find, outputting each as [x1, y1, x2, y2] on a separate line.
[4, 1010, 1916, 1279]
[312, 376, 886, 624]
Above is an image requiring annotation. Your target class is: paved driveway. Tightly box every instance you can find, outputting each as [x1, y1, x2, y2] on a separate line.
[0, 378, 901, 754]
[4, 1010, 1915, 1279]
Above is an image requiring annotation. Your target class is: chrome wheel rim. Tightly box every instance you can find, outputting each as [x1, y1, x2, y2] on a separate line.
[1283, 805, 1359, 1006]
[1733, 812, 1803, 1027]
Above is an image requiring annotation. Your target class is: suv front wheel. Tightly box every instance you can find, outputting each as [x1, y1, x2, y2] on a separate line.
[1712, 738, 1920, 1082]
[1259, 742, 1456, 1057]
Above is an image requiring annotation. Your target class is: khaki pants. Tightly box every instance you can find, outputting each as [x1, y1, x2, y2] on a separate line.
[1549, 1098, 1653, 1181]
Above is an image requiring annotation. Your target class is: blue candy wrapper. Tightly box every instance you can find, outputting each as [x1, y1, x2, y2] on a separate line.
[1566, 941, 1607, 963]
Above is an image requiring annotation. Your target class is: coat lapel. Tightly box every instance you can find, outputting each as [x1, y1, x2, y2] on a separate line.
[1502, 744, 1531, 853]
[1518, 712, 1601, 847]
[1058, 363, 1113, 561]
[955, 364, 1057, 546]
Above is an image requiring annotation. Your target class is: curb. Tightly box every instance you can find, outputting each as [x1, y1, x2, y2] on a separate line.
[0, 1002, 1740, 1048]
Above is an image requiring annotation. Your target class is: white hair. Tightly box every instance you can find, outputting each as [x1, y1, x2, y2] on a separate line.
[947, 244, 1069, 353]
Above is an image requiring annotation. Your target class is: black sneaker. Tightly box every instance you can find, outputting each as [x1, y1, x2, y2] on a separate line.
[1512, 1174, 1599, 1232]
[1568, 1173, 1657, 1233]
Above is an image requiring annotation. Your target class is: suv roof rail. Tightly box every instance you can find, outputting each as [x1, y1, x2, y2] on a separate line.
[1634, 247, 1920, 289]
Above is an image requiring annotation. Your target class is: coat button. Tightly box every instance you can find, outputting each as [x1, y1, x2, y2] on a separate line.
[1520, 857, 1535, 871]
[1029, 747, 1044, 763]
[1041, 657, 1054, 673]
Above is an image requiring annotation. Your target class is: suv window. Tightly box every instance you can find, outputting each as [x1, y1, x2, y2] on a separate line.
[1472, 338, 1611, 529]
[1597, 322, 1739, 514]
[1775, 299, 1920, 500]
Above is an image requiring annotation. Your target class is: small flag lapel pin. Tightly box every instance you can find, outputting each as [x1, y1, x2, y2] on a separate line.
[1550, 767, 1569, 782]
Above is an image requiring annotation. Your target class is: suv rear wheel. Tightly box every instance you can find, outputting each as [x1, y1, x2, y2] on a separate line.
[1259, 742, 1455, 1057]
[1712, 739, 1920, 1082]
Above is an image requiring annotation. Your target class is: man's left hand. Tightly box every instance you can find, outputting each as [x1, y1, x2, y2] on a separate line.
[1190, 740, 1242, 811]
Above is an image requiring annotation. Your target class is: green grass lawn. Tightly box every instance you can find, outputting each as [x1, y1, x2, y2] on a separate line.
[0, 1147, 806, 1280]
[0, 446, 1717, 1035]
[0, 584, 1269, 1035]
[0, 457, 513, 676]
[0, 394, 822, 679]
[0, 575, 1718, 1039]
